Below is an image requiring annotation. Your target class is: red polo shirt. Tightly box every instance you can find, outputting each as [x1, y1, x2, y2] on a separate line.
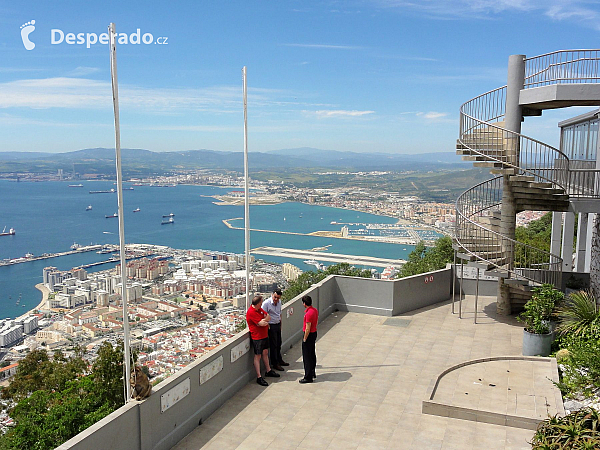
[246, 306, 269, 340]
[303, 306, 318, 333]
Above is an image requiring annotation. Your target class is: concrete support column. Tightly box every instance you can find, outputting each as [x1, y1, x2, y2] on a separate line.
[497, 54, 525, 316]
[561, 211, 575, 272]
[550, 212, 562, 258]
[575, 213, 589, 272]
[585, 213, 596, 272]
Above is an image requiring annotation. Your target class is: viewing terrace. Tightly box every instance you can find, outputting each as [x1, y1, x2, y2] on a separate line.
[58, 267, 563, 450]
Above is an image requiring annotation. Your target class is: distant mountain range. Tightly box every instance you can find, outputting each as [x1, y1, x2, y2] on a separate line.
[0, 147, 467, 175]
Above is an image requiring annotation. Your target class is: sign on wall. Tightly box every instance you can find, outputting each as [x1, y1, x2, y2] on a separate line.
[160, 377, 190, 413]
[199, 356, 223, 385]
[231, 340, 250, 363]
[286, 307, 294, 318]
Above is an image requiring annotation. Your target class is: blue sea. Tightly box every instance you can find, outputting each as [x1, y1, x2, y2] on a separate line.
[0, 180, 416, 319]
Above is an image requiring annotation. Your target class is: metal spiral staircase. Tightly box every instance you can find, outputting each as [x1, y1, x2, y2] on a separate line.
[454, 50, 600, 315]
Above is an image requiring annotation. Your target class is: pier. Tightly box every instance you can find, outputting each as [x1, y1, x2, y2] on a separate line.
[251, 246, 406, 268]
[0, 245, 104, 267]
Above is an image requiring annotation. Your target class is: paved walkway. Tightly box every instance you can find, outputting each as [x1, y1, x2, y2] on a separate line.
[173, 295, 555, 449]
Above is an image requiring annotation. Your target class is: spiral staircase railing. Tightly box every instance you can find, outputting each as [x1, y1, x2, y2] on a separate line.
[454, 50, 600, 289]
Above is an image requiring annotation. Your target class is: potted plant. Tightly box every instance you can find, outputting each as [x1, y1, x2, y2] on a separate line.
[518, 284, 562, 356]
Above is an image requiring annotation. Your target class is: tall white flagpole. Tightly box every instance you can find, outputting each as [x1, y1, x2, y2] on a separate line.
[109, 23, 131, 403]
[242, 67, 250, 312]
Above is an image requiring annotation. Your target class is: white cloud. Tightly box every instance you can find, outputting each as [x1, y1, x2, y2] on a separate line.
[370, 0, 600, 28]
[0, 77, 294, 112]
[312, 110, 375, 117]
[67, 66, 100, 77]
[422, 111, 448, 119]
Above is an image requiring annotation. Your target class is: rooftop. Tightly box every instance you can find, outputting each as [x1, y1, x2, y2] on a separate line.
[172, 294, 560, 450]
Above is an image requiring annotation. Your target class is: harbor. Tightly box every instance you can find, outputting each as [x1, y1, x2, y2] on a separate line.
[0, 245, 104, 267]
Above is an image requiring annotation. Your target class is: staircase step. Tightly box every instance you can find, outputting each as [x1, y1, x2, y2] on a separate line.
[467, 261, 495, 271]
[509, 175, 535, 183]
[516, 202, 569, 213]
[504, 278, 529, 286]
[474, 162, 509, 168]
[490, 168, 517, 175]
[510, 184, 563, 194]
[514, 192, 569, 201]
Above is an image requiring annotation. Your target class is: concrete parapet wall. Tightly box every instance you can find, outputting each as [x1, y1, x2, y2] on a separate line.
[59, 268, 452, 450]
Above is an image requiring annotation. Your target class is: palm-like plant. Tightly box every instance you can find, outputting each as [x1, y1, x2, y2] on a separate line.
[556, 290, 600, 337]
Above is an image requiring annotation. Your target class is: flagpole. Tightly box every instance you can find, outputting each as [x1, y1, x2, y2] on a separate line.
[109, 23, 131, 403]
[242, 67, 250, 312]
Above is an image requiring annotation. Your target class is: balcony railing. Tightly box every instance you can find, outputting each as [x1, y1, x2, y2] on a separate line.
[57, 269, 453, 450]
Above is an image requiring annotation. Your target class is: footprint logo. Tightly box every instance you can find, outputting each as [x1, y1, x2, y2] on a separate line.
[20, 20, 36, 50]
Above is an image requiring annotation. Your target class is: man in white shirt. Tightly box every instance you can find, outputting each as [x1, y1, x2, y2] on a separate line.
[262, 289, 289, 371]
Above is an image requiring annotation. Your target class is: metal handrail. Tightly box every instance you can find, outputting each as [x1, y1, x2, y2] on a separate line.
[455, 178, 562, 287]
[524, 49, 600, 88]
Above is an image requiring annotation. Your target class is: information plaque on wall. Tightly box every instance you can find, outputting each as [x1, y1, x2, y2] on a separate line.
[199, 356, 223, 385]
[231, 340, 250, 363]
[160, 377, 190, 413]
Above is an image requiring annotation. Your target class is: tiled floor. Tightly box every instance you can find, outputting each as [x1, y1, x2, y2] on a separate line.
[173, 296, 547, 449]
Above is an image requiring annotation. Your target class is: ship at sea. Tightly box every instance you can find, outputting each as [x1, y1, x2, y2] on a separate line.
[105, 213, 118, 218]
[162, 213, 175, 218]
[133, 208, 141, 213]
[0, 227, 15, 236]
[86, 205, 92, 211]
[161, 217, 175, 225]
[90, 188, 115, 194]
[69, 184, 84, 188]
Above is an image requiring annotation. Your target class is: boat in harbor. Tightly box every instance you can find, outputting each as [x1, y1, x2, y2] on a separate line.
[0, 227, 15, 236]
[133, 208, 141, 212]
[105, 213, 118, 218]
[162, 213, 175, 218]
[25, 253, 34, 258]
[86, 205, 92, 211]
[69, 184, 84, 187]
[70, 242, 81, 250]
[161, 217, 175, 225]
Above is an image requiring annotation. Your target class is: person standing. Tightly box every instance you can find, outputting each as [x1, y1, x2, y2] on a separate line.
[262, 289, 289, 371]
[299, 295, 318, 384]
[246, 295, 280, 386]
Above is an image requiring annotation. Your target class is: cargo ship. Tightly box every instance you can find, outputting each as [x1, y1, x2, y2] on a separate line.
[90, 188, 115, 194]
[0, 227, 15, 236]
[69, 184, 84, 187]
[105, 213, 118, 218]
[86, 205, 92, 211]
[162, 213, 175, 218]
[161, 217, 175, 225]
[133, 208, 141, 212]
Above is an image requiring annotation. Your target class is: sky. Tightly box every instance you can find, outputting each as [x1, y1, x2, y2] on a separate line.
[0, 0, 599, 154]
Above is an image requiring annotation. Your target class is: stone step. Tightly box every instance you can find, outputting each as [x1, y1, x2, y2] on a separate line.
[485, 268, 509, 277]
[514, 192, 569, 202]
[516, 202, 570, 213]
[490, 168, 517, 175]
[473, 161, 510, 169]
[510, 184, 563, 195]
[462, 155, 509, 162]
[509, 175, 535, 183]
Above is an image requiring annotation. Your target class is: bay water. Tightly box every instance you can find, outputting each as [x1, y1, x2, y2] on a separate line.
[0, 180, 414, 319]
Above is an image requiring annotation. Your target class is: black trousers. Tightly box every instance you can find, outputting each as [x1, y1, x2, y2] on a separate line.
[302, 331, 317, 380]
[268, 322, 283, 366]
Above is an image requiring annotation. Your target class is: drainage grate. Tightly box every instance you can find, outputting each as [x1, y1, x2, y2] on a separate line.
[382, 318, 411, 328]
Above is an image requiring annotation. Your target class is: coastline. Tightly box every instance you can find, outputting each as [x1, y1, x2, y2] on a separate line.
[18, 283, 48, 320]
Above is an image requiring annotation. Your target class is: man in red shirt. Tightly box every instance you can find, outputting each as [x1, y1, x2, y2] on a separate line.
[299, 295, 318, 384]
[246, 295, 280, 386]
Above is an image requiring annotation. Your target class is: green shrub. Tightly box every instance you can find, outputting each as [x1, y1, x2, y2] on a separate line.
[556, 338, 600, 398]
[517, 284, 562, 334]
[556, 290, 600, 338]
[531, 407, 600, 449]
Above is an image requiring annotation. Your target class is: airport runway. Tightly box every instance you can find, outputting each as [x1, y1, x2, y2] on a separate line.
[251, 246, 406, 268]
